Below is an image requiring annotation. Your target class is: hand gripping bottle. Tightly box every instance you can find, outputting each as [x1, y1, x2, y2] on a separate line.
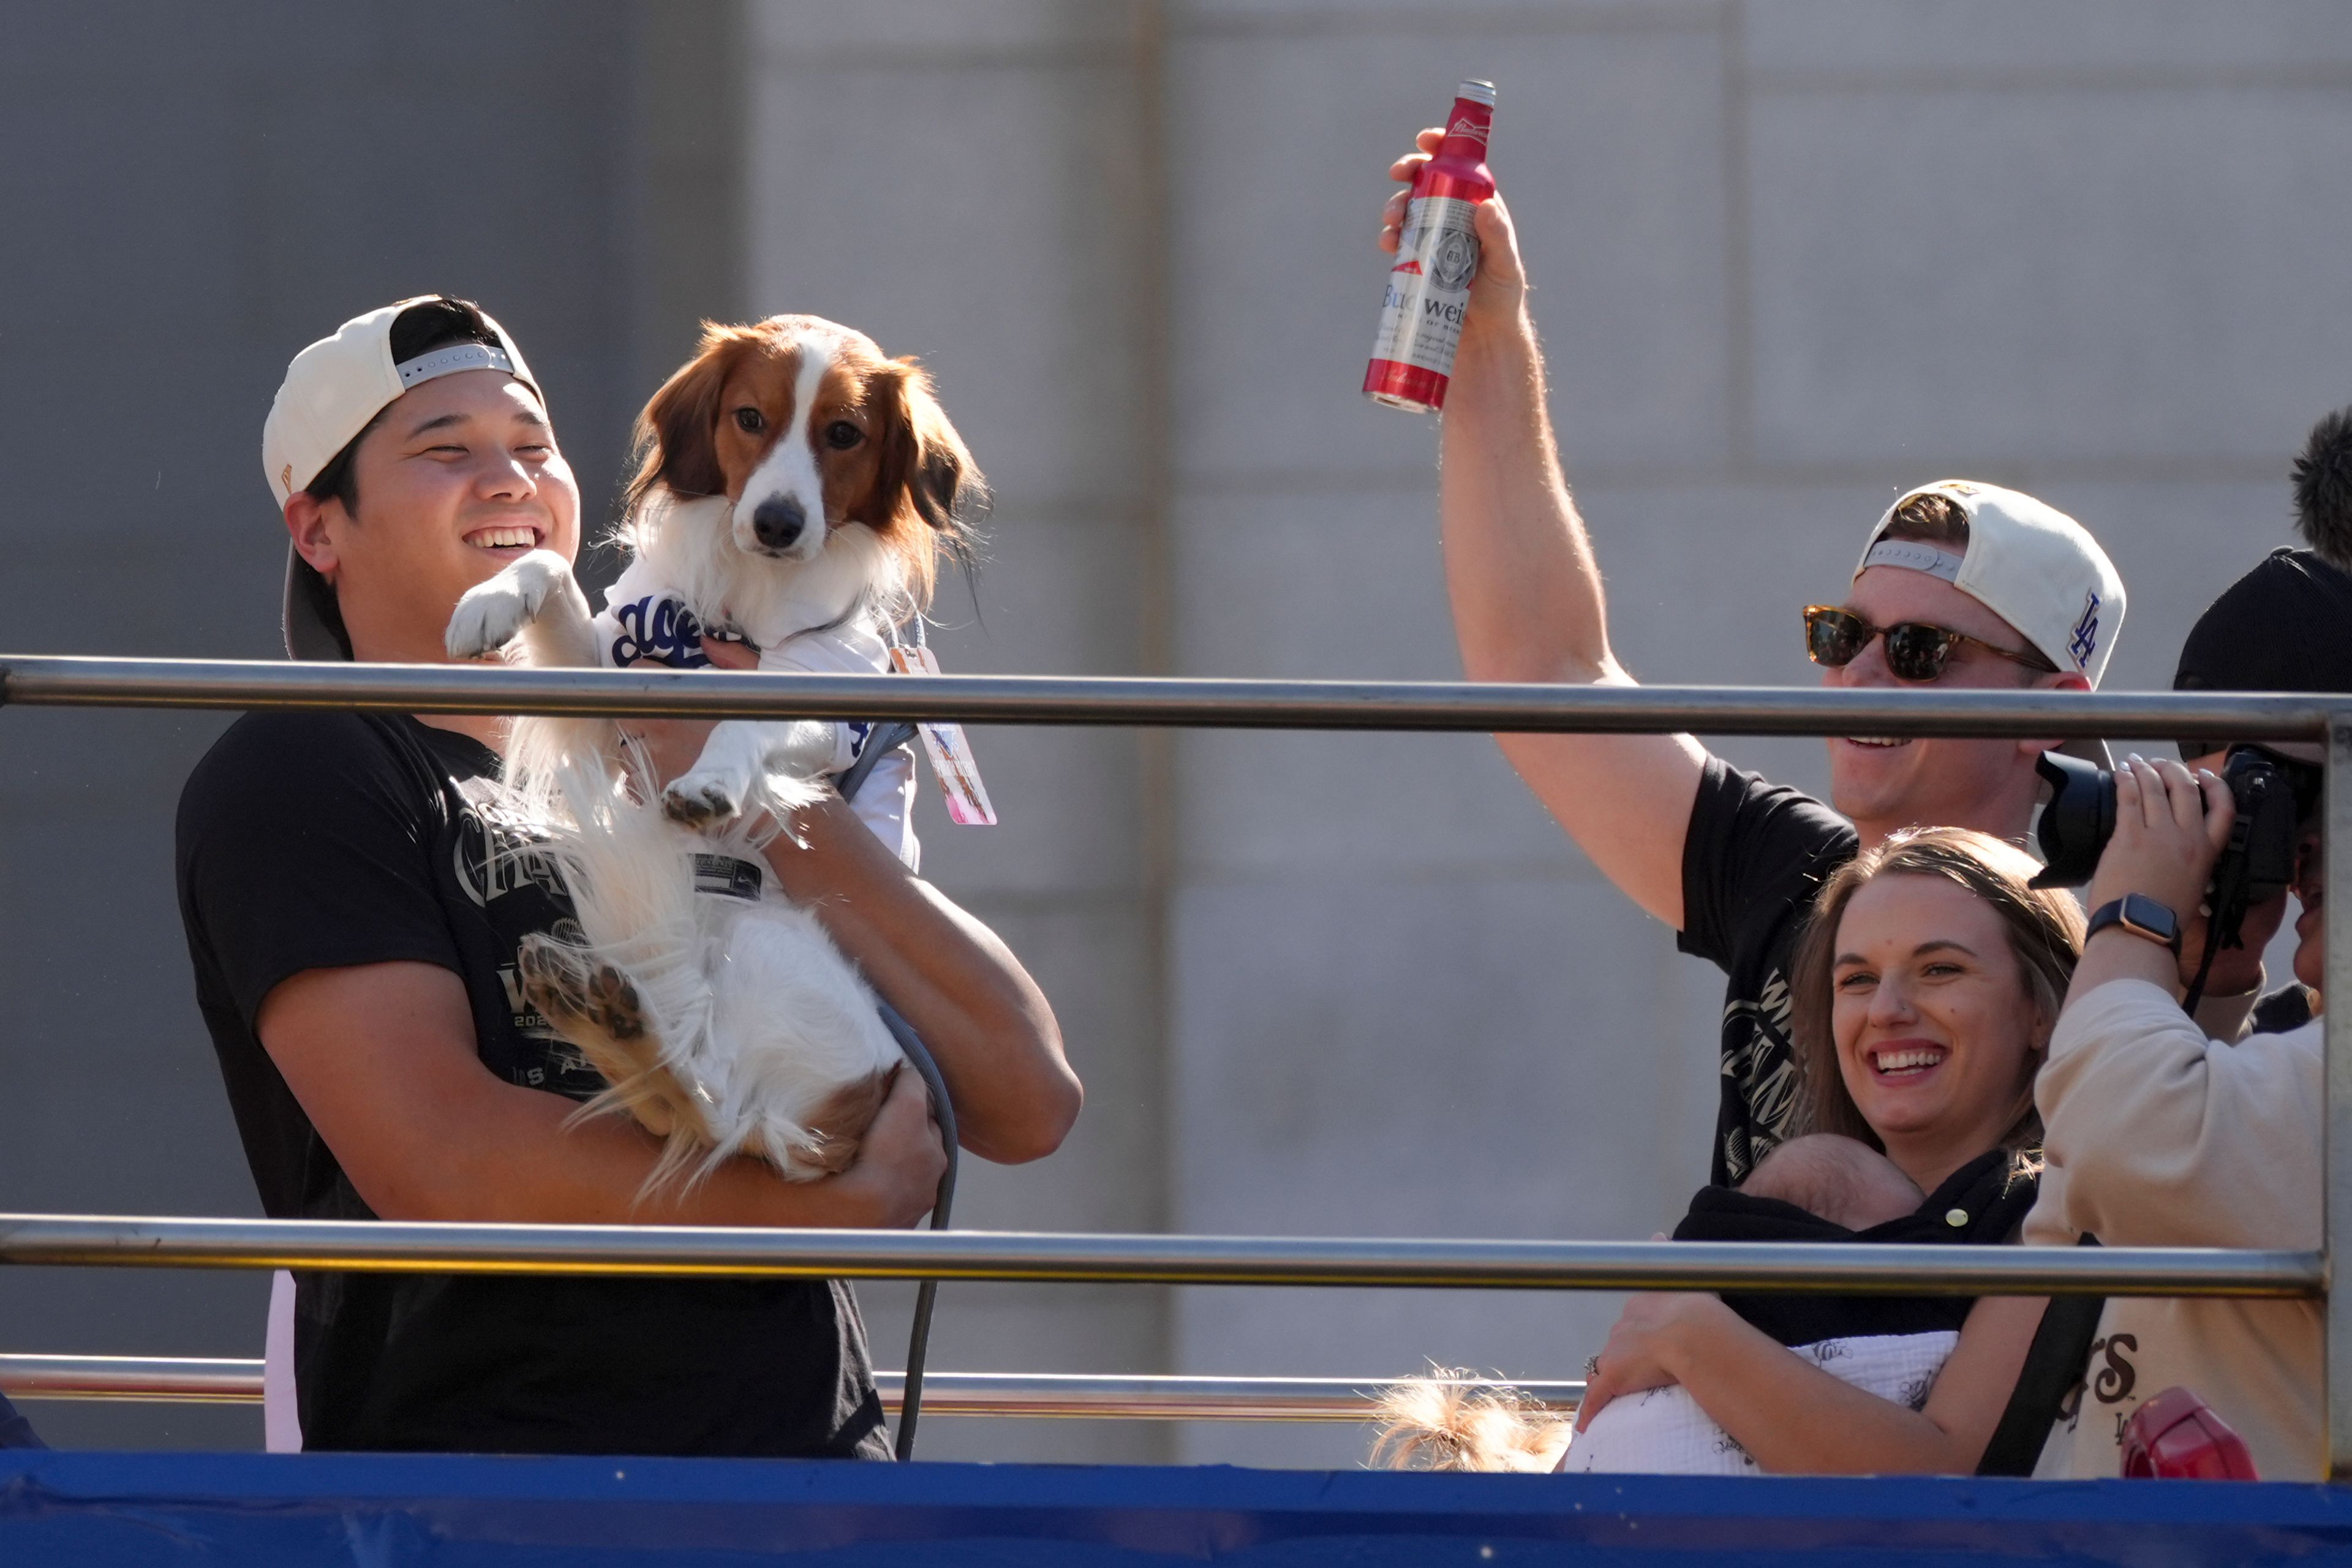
[1365, 80, 1497, 413]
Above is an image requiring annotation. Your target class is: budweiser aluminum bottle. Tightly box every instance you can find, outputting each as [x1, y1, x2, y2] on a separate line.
[1365, 79, 1497, 413]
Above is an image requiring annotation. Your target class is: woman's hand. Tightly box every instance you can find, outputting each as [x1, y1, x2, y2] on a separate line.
[823, 1066, 948, 1229]
[2083, 755, 2235, 938]
[2179, 886, 2287, 1004]
[1575, 1292, 1735, 1430]
[2071, 755, 2237, 1005]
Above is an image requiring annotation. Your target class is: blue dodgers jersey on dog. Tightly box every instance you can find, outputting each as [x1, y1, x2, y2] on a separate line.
[607, 591, 715, 670]
[594, 559, 919, 870]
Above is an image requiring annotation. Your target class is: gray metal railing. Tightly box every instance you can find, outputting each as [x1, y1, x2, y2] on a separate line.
[0, 1358, 1581, 1422]
[0, 657, 2342, 1474]
[0, 1215, 2316, 1296]
[0, 654, 2334, 738]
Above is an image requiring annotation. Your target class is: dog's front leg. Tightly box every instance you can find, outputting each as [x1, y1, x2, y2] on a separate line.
[446, 549, 599, 667]
[662, 720, 836, 827]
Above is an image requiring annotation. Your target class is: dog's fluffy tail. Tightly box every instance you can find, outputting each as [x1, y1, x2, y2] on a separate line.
[497, 728, 731, 1191]
[1370, 1370, 1574, 1474]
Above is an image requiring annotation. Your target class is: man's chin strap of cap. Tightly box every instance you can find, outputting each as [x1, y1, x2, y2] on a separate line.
[394, 341, 515, 388]
[1860, 538, 1967, 584]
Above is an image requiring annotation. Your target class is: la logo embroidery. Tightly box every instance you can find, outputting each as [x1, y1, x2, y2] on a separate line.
[2068, 590, 2101, 670]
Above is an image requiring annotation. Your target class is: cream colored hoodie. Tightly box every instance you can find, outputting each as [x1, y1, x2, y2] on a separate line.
[2024, 978, 2321, 1480]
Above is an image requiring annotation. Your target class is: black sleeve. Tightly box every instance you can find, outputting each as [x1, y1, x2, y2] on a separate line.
[1676, 755, 1858, 968]
[176, 713, 463, 1031]
[2250, 982, 2316, 1036]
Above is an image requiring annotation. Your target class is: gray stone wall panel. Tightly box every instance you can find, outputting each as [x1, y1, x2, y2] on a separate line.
[1169, 21, 1731, 485]
[1750, 86, 2352, 464]
[1747, 1, 2352, 74]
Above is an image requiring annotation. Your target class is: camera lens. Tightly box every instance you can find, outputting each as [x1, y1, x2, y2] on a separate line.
[2030, 751, 2116, 889]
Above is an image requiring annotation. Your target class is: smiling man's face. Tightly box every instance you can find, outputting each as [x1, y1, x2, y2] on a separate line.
[290, 369, 579, 663]
[1820, 564, 2080, 844]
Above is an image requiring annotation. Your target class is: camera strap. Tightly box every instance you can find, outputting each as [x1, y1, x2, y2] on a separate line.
[2184, 840, 2260, 1015]
[1975, 1235, 2105, 1477]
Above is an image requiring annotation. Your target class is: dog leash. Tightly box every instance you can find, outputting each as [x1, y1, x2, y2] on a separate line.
[874, 1000, 956, 1461]
[837, 723, 956, 1462]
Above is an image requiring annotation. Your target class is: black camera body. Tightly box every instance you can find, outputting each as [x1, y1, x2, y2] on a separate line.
[2032, 746, 2314, 959]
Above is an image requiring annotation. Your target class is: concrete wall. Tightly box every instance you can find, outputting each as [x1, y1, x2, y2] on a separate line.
[747, 0, 2352, 1468]
[1, 0, 2343, 1465]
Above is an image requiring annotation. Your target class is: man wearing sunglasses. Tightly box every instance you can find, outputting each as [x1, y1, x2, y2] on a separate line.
[1379, 142, 2126, 1185]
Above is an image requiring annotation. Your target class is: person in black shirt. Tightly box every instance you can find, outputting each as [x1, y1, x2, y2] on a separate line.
[177, 296, 1080, 1456]
[1377, 137, 2127, 1185]
[2169, 428, 2352, 1038]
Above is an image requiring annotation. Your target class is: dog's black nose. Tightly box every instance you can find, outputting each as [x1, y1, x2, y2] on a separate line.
[750, 497, 807, 551]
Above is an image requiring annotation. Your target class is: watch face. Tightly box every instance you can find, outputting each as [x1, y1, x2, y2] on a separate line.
[2122, 893, 2179, 939]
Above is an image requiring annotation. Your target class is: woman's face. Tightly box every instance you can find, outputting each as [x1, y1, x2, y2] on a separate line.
[1830, 873, 2042, 1165]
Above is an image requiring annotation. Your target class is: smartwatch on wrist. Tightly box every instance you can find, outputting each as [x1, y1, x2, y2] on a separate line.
[2086, 893, 2183, 958]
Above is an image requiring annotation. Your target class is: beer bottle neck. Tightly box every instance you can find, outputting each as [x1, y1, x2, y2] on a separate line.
[1434, 97, 1493, 162]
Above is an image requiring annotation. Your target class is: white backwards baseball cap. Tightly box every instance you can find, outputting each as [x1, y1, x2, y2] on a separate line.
[262, 296, 540, 660]
[1853, 479, 2127, 766]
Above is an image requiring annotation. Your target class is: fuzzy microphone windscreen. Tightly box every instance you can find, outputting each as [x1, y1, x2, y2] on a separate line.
[2290, 406, 2352, 573]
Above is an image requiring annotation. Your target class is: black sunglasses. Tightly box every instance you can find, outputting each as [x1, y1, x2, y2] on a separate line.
[1802, 605, 2059, 684]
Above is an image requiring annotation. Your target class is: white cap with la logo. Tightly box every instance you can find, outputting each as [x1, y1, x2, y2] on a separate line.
[262, 296, 540, 659]
[1853, 479, 2127, 687]
[1853, 479, 2128, 767]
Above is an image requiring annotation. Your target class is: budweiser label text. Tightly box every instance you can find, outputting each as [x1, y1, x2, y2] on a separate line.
[1368, 195, 1480, 376]
[1365, 80, 1495, 412]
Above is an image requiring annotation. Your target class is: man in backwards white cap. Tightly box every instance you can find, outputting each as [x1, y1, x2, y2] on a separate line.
[175, 297, 1078, 1457]
[1376, 139, 2128, 1191]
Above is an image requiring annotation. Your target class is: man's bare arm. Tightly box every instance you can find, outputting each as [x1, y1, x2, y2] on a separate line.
[1387, 134, 1706, 928]
[766, 796, 1080, 1166]
[258, 960, 948, 1227]
[625, 637, 1080, 1168]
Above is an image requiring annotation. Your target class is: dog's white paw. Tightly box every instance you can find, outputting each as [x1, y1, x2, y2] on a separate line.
[663, 767, 747, 829]
[446, 550, 572, 658]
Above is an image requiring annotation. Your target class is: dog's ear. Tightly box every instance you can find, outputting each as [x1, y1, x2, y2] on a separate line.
[862, 357, 987, 610]
[625, 325, 741, 513]
[875, 357, 989, 541]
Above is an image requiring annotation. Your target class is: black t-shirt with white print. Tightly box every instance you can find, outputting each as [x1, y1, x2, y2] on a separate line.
[175, 709, 888, 1458]
[1676, 756, 1861, 1187]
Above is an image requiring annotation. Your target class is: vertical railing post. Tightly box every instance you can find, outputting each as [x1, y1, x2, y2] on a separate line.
[2328, 710, 2352, 1479]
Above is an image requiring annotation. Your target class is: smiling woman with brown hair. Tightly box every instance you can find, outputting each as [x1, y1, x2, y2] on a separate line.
[1788, 829, 2085, 1186]
[1567, 829, 2084, 1476]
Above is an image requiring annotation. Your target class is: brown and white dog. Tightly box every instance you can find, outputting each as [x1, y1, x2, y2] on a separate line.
[446, 315, 984, 1186]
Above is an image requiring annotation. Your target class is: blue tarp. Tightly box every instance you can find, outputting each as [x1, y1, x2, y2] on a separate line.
[2, 1449, 2350, 1565]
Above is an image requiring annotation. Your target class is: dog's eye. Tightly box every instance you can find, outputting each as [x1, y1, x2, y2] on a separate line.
[733, 407, 765, 434]
[823, 420, 863, 450]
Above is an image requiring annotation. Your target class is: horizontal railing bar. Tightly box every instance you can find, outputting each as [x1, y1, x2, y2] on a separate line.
[878, 1372, 1582, 1422]
[0, 1216, 2315, 1297]
[0, 1359, 1583, 1422]
[0, 657, 2336, 740]
[0, 1355, 262, 1404]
